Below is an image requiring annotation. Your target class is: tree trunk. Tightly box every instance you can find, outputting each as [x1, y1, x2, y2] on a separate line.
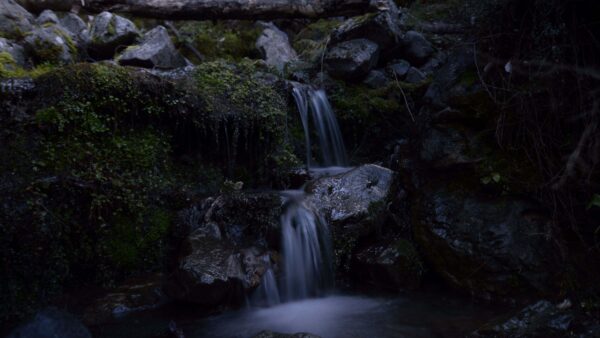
[17, 0, 379, 20]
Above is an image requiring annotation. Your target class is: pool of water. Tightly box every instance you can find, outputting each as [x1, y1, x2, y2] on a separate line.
[92, 292, 502, 338]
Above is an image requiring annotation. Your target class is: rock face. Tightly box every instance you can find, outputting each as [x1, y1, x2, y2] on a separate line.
[415, 185, 556, 301]
[256, 22, 298, 72]
[7, 307, 92, 338]
[325, 39, 380, 80]
[0, 0, 33, 39]
[399, 31, 434, 66]
[473, 300, 600, 337]
[24, 25, 76, 64]
[88, 11, 139, 59]
[118, 26, 187, 69]
[354, 239, 423, 290]
[165, 192, 282, 306]
[0, 37, 26, 67]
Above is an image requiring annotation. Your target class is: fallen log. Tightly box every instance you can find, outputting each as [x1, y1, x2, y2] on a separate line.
[17, 0, 380, 20]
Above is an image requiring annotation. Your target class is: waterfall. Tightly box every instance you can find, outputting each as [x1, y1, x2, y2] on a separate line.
[292, 84, 348, 168]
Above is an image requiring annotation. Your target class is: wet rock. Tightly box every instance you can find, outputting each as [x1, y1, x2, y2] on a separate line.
[404, 67, 427, 83]
[24, 25, 76, 64]
[306, 164, 395, 238]
[0, 37, 26, 67]
[82, 273, 166, 326]
[386, 59, 411, 79]
[164, 233, 271, 306]
[88, 11, 139, 59]
[399, 31, 434, 66]
[424, 47, 477, 108]
[419, 126, 482, 167]
[354, 239, 423, 290]
[256, 22, 298, 72]
[363, 69, 390, 88]
[60, 13, 90, 46]
[473, 300, 600, 337]
[324, 39, 380, 80]
[118, 26, 187, 69]
[7, 307, 91, 338]
[331, 3, 402, 53]
[0, 0, 33, 39]
[36, 9, 59, 25]
[253, 331, 321, 338]
[415, 184, 556, 301]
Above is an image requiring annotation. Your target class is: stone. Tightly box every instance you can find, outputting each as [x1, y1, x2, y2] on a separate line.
[415, 184, 557, 301]
[252, 331, 321, 338]
[0, 0, 33, 39]
[324, 39, 380, 80]
[256, 22, 298, 72]
[399, 31, 434, 66]
[24, 25, 76, 65]
[404, 67, 427, 83]
[7, 307, 92, 338]
[420, 126, 480, 167]
[60, 13, 91, 46]
[88, 11, 139, 59]
[118, 26, 187, 69]
[36, 9, 59, 25]
[363, 69, 390, 89]
[0, 37, 26, 67]
[354, 239, 423, 290]
[386, 59, 411, 79]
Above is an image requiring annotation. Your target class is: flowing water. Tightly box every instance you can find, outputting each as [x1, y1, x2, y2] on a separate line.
[91, 89, 503, 338]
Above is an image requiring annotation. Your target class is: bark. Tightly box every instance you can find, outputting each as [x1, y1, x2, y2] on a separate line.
[17, 0, 380, 20]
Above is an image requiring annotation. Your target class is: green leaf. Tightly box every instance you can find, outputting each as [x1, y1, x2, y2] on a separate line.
[588, 194, 600, 209]
[492, 172, 501, 183]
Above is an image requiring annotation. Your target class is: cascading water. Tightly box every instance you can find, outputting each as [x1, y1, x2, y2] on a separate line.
[292, 84, 349, 168]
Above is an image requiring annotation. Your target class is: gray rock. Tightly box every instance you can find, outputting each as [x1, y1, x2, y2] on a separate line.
[420, 126, 480, 167]
[363, 69, 390, 88]
[354, 239, 423, 290]
[60, 13, 90, 46]
[88, 11, 139, 59]
[424, 47, 475, 108]
[253, 331, 321, 338]
[324, 39, 380, 80]
[36, 9, 59, 25]
[400, 31, 434, 66]
[7, 307, 92, 338]
[404, 66, 427, 83]
[0, 37, 26, 67]
[415, 185, 556, 301]
[24, 25, 76, 64]
[256, 22, 298, 72]
[386, 59, 411, 79]
[0, 0, 33, 39]
[118, 26, 186, 69]
[331, 3, 401, 53]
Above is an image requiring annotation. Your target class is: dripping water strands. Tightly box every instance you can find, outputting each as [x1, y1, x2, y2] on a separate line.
[291, 83, 349, 169]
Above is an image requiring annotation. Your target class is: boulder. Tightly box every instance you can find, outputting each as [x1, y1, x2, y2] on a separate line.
[256, 22, 298, 72]
[324, 39, 380, 80]
[88, 11, 139, 59]
[118, 26, 187, 69]
[253, 331, 321, 338]
[415, 184, 557, 301]
[7, 307, 92, 338]
[35, 9, 59, 25]
[363, 69, 390, 89]
[399, 31, 434, 66]
[354, 238, 423, 290]
[0, 37, 26, 67]
[60, 13, 90, 46]
[24, 25, 76, 64]
[0, 0, 33, 39]
[386, 59, 411, 79]
[331, 3, 402, 53]
[404, 67, 427, 83]
[419, 126, 482, 167]
[473, 300, 600, 337]
[82, 273, 166, 326]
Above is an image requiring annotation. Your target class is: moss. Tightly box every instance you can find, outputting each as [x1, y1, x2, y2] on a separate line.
[0, 52, 54, 79]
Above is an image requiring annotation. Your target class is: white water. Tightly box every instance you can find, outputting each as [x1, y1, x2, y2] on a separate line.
[292, 84, 349, 168]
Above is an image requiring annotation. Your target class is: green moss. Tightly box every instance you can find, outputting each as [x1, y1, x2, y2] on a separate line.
[0, 52, 54, 79]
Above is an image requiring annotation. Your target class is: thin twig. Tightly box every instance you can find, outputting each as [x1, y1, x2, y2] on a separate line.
[392, 72, 415, 123]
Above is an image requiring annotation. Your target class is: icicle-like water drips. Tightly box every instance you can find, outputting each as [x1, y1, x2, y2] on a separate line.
[292, 84, 348, 168]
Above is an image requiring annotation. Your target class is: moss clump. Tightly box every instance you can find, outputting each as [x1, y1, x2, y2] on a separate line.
[0, 51, 54, 79]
